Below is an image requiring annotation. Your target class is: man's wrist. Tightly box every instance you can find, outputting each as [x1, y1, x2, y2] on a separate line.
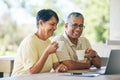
[91, 52, 98, 58]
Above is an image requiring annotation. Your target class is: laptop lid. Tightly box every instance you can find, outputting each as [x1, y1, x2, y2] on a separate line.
[105, 50, 120, 74]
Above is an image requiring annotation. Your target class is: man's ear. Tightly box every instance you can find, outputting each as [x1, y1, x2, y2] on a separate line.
[65, 23, 68, 28]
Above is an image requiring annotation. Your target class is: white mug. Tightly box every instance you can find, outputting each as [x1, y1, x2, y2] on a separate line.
[76, 50, 85, 61]
[57, 41, 64, 52]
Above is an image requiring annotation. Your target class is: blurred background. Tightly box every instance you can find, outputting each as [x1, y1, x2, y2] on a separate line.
[0, 0, 110, 56]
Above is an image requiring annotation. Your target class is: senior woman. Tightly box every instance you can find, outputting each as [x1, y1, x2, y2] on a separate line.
[12, 9, 68, 77]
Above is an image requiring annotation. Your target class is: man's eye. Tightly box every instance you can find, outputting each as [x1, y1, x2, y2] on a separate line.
[73, 24, 78, 27]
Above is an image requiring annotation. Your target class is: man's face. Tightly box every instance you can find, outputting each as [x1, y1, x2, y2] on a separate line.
[66, 17, 84, 39]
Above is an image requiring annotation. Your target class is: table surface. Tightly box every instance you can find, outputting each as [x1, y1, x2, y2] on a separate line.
[0, 72, 120, 80]
[0, 56, 120, 80]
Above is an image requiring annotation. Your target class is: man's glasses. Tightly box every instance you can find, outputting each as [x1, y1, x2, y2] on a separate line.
[69, 23, 85, 29]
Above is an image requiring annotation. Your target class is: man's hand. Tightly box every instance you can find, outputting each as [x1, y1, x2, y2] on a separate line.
[84, 48, 97, 58]
[84, 48, 101, 68]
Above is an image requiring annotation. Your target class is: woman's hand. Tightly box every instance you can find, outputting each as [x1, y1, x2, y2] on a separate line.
[45, 41, 58, 54]
[55, 64, 68, 72]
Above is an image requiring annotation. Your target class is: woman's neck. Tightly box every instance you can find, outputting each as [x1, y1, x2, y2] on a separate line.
[35, 31, 46, 40]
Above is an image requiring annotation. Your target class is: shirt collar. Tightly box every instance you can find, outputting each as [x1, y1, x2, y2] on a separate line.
[63, 31, 82, 47]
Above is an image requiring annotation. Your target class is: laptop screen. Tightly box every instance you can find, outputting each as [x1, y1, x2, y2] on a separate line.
[105, 50, 120, 74]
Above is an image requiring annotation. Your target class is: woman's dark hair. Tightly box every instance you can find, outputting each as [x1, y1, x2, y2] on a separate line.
[36, 9, 59, 28]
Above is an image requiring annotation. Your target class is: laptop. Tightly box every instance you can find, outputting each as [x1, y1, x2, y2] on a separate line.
[64, 50, 120, 76]
[97, 49, 120, 74]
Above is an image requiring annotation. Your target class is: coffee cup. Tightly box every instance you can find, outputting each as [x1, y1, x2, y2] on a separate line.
[76, 50, 85, 61]
[57, 41, 64, 51]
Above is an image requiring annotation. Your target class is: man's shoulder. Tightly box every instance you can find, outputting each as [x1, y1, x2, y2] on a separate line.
[52, 34, 64, 41]
[79, 37, 90, 43]
[79, 37, 88, 40]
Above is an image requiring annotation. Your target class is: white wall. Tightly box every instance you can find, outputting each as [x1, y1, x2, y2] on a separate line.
[110, 0, 120, 40]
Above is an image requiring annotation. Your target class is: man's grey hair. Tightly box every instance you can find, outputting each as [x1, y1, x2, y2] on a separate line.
[66, 12, 84, 23]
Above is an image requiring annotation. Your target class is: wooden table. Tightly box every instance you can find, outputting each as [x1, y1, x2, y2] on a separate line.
[0, 72, 120, 80]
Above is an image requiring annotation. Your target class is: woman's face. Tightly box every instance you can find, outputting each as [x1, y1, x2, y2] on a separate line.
[38, 16, 58, 40]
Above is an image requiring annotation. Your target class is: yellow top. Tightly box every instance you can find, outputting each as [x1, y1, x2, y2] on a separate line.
[12, 34, 58, 76]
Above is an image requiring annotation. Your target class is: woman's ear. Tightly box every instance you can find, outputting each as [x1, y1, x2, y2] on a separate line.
[38, 20, 43, 27]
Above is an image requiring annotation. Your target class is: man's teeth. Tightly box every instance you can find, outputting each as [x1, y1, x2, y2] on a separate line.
[74, 32, 79, 34]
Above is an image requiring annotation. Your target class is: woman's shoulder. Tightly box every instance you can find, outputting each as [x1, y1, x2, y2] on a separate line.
[20, 34, 36, 45]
